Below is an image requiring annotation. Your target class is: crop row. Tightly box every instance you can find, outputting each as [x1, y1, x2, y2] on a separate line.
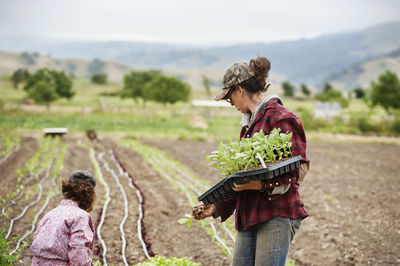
[87, 145, 111, 265]
[0, 133, 20, 165]
[98, 151, 129, 266]
[81, 138, 154, 265]
[120, 140, 236, 256]
[1, 137, 60, 217]
[110, 149, 154, 259]
[2, 137, 66, 257]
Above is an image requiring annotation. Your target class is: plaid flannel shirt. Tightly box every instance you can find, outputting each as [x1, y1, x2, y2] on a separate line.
[214, 98, 309, 230]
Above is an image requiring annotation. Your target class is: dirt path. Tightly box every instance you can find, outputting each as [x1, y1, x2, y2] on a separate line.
[113, 140, 230, 265]
[92, 142, 144, 265]
[144, 139, 400, 265]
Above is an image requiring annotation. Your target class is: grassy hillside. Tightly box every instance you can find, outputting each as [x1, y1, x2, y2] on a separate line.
[0, 50, 227, 91]
[0, 50, 132, 82]
[328, 49, 400, 91]
[2, 74, 398, 140]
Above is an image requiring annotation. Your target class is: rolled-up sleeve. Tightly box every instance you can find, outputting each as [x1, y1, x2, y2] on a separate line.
[269, 118, 309, 184]
[213, 198, 236, 222]
[68, 215, 94, 266]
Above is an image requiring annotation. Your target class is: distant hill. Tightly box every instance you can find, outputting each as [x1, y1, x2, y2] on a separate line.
[1, 21, 399, 89]
[327, 48, 400, 91]
[0, 50, 132, 82]
[0, 50, 227, 90]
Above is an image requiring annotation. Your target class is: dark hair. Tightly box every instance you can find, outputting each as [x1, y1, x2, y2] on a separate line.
[62, 179, 96, 212]
[236, 56, 271, 94]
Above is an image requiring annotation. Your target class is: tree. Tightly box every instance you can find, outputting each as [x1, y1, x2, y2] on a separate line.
[315, 84, 349, 108]
[23, 68, 74, 107]
[20, 52, 35, 66]
[88, 59, 105, 75]
[202, 75, 211, 98]
[281, 81, 295, 97]
[323, 83, 334, 93]
[143, 75, 191, 106]
[52, 70, 74, 99]
[369, 71, 400, 112]
[91, 72, 108, 84]
[121, 71, 161, 106]
[353, 87, 365, 99]
[11, 68, 30, 88]
[300, 84, 311, 97]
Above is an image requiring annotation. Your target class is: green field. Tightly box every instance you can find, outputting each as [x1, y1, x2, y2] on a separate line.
[1, 76, 399, 141]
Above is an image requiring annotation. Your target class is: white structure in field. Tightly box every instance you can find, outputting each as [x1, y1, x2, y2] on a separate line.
[314, 102, 342, 119]
[191, 100, 230, 108]
[43, 128, 68, 137]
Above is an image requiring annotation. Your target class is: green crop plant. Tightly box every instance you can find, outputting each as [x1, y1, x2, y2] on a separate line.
[121, 139, 234, 257]
[206, 128, 293, 177]
[0, 230, 17, 266]
[135, 255, 201, 266]
[177, 215, 193, 229]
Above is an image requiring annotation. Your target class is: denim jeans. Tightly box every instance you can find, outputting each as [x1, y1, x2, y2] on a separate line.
[232, 216, 302, 266]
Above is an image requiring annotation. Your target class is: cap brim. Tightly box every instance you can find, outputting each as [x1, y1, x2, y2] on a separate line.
[214, 87, 231, 101]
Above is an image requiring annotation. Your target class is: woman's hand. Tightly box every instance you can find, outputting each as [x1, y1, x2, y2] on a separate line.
[192, 202, 214, 220]
[232, 180, 262, 192]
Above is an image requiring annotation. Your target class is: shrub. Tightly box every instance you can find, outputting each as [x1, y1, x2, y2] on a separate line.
[369, 71, 400, 112]
[143, 75, 191, 106]
[121, 70, 161, 106]
[315, 85, 349, 108]
[281, 81, 295, 97]
[23, 68, 74, 106]
[11, 68, 30, 88]
[91, 73, 107, 84]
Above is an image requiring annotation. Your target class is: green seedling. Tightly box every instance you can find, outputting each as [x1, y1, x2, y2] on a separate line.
[206, 128, 293, 177]
[177, 214, 193, 229]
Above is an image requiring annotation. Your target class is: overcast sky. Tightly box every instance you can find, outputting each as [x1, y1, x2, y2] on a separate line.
[1, 0, 399, 45]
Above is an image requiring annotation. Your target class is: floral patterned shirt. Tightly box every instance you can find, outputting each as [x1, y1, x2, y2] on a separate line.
[30, 199, 94, 266]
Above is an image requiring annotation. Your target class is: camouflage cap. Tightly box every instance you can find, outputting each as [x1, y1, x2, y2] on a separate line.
[215, 62, 254, 101]
[68, 170, 96, 187]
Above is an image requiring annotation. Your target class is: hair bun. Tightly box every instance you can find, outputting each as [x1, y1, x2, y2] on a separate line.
[249, 56, 270, 79]
[249, 56, 270, 91]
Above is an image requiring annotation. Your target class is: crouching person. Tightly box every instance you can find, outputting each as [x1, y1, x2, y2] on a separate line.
[30, 170, 96, 266]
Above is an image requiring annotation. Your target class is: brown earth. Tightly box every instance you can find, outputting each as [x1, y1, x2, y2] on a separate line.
[1, 136, 399, 265]
[1, 137, 229, 265]
[144, 139, 400, 266]
[0, 137, 38, 196]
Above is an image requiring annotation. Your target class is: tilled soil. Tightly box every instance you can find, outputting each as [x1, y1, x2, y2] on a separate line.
[103, 139, 230, 265]
[144, 139, 400, 266]
[2, 136, 399, 265]
[1, 137, 230, 265]
[11, 137, 95, 265]
[0, 137, 38, 196]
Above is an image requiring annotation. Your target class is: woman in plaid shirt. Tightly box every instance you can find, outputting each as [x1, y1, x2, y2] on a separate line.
[193, 56, 309, 266]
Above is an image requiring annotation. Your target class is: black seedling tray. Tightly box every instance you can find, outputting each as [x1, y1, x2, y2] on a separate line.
[198, 155, 302, 205]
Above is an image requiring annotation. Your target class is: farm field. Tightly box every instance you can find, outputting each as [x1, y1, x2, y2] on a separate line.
[1, 132, 399, 265]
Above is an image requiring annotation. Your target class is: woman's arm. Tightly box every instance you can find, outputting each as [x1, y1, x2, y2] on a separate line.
[68, 214, 94, 266]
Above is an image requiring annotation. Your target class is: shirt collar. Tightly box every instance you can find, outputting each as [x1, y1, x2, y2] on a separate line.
[240, 95, 283, 128]
[59, 199, 79, 207]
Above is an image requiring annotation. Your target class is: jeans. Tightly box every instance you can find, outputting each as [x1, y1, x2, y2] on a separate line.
[232, 216, 302, 266]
